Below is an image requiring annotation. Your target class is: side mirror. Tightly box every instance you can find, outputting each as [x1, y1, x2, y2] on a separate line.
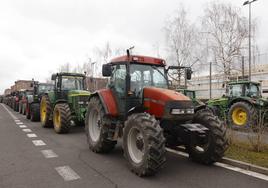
[51, 74, 56, 81]
[186, 68, 192, 80]
[102, 64, 112, 77]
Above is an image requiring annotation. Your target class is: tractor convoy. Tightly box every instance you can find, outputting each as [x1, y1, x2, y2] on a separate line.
[11, 52, 268, 176]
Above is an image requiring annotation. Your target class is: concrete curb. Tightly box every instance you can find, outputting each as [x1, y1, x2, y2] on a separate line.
[172, 146, 268, 176]
[221, 157, 268, 176]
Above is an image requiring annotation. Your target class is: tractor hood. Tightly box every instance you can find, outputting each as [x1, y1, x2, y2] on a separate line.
[143, 87, 194, 120]
[254, 97, 268, 107]
[143, 87, 190, 102]
[207, 97, 228, 106]
[68, 90, 91, 97]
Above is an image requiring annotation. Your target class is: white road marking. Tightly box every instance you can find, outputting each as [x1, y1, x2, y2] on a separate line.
[166, 148, 189, 157]
[22, 129, 32, 132]
[27, 133, 37, 138]
[16, 122, 24, 125]
[167, 148, 268, 182]
[32, 140, 46, 146]
[1, 104, 18, 119]
[14, 119, 20, 122]
[215, 162, 268, 181]
[19, 125, 27, 128]
[41, 150, 58, 158]
[55, 166, 81, 181]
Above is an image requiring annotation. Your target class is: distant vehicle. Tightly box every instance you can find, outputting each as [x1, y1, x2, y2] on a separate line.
[176, 88, 206, 109]
[25, 82, 54, 121]
[207, 80, 268, 129]
[19, 90, 33, 115]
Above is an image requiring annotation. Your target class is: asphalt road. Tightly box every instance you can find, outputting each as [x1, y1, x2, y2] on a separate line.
[0, 103, 267, 188]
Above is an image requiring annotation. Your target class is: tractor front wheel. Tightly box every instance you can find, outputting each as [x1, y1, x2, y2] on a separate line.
[31, 103, 40, 122]
[123, 113, 166, 176]
[53, 103, 71, 134]
[85, 97, 116, 153]
[228, 102, 256, 129]
[40, 95, 52, 127]
[187, 109, 228, 164]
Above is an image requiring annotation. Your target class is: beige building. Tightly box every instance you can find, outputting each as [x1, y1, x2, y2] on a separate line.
[188, 63, 268, 99]
[4, 89, 11, 96]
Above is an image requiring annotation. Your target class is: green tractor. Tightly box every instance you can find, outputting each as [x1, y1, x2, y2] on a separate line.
[25, 81, 54, 121]
[40, 72, 90, 133]
[176, 89, 205, 109]
[207, 80, 268, 129]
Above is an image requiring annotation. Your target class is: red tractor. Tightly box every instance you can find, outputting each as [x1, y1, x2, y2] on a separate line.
[85, 52, 227, 176]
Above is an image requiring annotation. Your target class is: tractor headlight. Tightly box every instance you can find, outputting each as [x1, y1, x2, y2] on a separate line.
[171, 109, 185, 114]
[171, 108, 194, 115]
[78, 101, 84, 105]
[186, 109, 195, 114]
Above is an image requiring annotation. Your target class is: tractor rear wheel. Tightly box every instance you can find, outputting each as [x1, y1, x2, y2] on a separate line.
[85, 97, 116, 153]
[187, 109, 228, 164]
[123, 113, 166, 176]
[26, 103, 31, 119]
[22, 103, 26, 115]
[53, 103, 71, 134]
[31, 103, 40, 122]
[40, 95, 52, 127]
[228, 101, 256, 129]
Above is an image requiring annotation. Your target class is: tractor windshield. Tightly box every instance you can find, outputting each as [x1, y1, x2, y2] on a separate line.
[185, 91, 195, 99]
[246, 84, 260, 97]
[130, 64, 168, 94]
[61, 76, 84, 90]
[229, 84, 243, 97]
[38, 84, 53, 93]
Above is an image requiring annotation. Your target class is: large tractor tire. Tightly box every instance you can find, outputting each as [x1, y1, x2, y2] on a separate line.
[187, 109, 228, 164]
[123, 113, 166, 176]
[30, 103, 40, 122]
[53, 103, 72, 134]
[228, 101, 256, 129]
[40, 95, 52, 127]
[85, 97, 117, 153]
[26, 103, 31, 119]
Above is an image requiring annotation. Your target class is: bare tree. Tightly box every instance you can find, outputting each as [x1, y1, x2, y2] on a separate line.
[93, 42, 125, 76]
[164, 5, 202, 85]
[202, 2, 249, 82]
[58, 62, 71, 72]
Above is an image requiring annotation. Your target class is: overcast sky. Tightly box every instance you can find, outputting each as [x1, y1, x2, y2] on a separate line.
[0, 0, 267, 94]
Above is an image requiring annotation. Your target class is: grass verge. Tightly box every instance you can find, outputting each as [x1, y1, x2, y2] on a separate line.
[225, 140, 268, 168]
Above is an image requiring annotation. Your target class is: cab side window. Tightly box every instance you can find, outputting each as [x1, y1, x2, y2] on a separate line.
[110, 65, 126, 96]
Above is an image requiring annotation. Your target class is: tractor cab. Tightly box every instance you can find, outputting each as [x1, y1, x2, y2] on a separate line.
[102, 55, 193, 119]
[51, 72, 87, 100]
[227, 81, 261, 98]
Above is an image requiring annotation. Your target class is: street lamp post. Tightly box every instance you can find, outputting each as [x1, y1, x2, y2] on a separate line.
[243, 0, 258, 81]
